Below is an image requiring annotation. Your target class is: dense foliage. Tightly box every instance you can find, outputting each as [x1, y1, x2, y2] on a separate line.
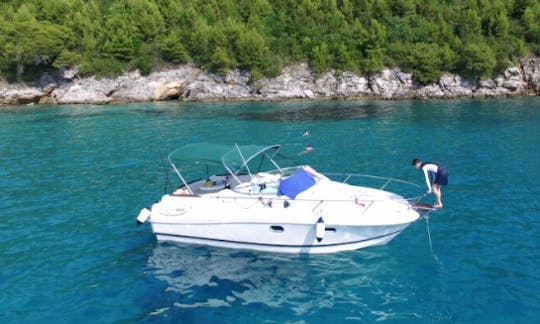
[0, 0, 539, 83]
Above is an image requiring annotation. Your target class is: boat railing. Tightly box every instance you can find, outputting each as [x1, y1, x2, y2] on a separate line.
[323, 172, 426, 204]
[168, 165, 426, 207]
[266, 168, 424, 201]
[184, 171, 425, 206]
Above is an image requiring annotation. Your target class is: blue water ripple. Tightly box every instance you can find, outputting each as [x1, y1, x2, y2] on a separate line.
[1, 98, 539, 323]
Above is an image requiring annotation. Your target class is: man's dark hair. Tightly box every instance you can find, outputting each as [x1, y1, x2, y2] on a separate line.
[412, 158, 421, 166]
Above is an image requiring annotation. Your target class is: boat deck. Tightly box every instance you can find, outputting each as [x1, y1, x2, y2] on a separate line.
[173, 174, 259, 196]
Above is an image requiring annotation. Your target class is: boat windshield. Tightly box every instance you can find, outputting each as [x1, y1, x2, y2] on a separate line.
[168, 143, 281, 190]
[221, 144, 282, 182]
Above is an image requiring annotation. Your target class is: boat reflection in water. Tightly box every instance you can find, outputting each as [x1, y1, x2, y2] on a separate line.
[146, 242, 413, 316]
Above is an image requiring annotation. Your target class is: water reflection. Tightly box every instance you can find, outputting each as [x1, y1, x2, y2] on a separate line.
[237, 102, 398, 121]
[145, 242, 419, 319]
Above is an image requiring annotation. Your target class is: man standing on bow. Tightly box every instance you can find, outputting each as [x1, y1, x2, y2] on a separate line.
[412, 158, 449, 209]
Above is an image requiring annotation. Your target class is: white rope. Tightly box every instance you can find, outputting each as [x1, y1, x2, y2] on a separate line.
[425, 216, 433, 254]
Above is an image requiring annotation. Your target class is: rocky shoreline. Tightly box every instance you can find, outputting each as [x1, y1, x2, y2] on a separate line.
[1, 57, 539, 105]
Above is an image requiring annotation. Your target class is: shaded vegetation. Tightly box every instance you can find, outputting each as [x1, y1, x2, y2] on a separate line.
[0, 0, 539, 83]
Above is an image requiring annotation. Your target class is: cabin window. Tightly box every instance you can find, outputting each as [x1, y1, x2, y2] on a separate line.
[270, 225, 284, 233]
[325, 227, 336, 233]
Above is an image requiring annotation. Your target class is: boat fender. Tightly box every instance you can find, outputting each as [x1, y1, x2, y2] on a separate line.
[136, 207, 152, 224]
[316, 217, 325, 242]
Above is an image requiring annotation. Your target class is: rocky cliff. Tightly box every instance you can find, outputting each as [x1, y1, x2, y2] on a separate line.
[1, 58, 539, 105]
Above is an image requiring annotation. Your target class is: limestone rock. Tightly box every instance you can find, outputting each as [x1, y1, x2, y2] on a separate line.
[438, 74, 475, 97]
[154, 81, 184, 100]
[183, 72, 252, 100]
[415, 84, 445, 99]
[336, 72, 371, 98]
[258, 63, 317, 99]
[52, 76, 117, 104]
[501, 67, 525, 92]
[1, 58, 540, 105]
[370, 68, 414, 99]
[315, 72, 338, 97]
[522, 57, 540, 92]
[0, 86, 44, 105]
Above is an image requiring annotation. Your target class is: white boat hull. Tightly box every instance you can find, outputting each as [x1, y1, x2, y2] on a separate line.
[153, 223, 410, 254]
[143, 189, 420, 254]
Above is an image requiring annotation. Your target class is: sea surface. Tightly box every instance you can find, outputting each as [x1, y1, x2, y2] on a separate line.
[1, 98, 539, 323]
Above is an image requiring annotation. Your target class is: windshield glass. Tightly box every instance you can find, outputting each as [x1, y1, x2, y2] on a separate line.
[221, 144, 281, 176]
[168, 143, 281, 185]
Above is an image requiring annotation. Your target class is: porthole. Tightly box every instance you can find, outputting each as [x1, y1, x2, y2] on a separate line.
[270, 225, 284, 233]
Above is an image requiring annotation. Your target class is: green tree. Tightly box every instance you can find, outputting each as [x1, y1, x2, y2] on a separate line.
[53, 50, 82, 69]
[125, 0, 165, 41]
[12, 3, 35, 22]
[1, 20, 72, 81]
[358, 19, 386, 74]
[460, 42, 497, 78]
[186, 16, 213, 65]
[310, 42, 329, 74]
[486, 1, 510, 38]
[0, 3, 15, 21]
[236, 28, 274, 74]
[402, 42, 444, 84]
[0, 0, 538, 82]
[522, 4, 540, 44]
[210, 46, 236, 74]
[102, 28, 136, 61]
[457, 8, 482, 40]
[159, 32, 190, 64]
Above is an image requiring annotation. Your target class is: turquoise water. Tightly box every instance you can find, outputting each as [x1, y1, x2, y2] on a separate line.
[1, 98, 539, 323]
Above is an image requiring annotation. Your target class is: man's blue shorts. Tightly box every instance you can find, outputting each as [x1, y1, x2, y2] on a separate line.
[434, 167, 449, 186]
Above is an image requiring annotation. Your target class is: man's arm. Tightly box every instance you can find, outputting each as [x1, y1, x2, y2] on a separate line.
[422, 167, 432, 192]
